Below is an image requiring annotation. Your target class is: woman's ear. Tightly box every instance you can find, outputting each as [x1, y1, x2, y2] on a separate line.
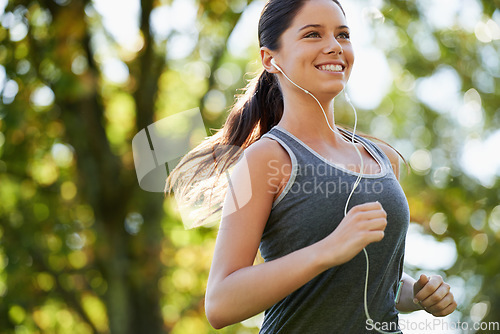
[261, 47, 279, 74]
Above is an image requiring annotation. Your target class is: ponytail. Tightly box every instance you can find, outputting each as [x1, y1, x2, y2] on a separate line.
[222, 69, 283, 146]
[166, 0, 337, 227]
[165, 69, 283, 227]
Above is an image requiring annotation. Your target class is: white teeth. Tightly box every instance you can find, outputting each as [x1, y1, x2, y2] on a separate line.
[318, 64, 343, 72]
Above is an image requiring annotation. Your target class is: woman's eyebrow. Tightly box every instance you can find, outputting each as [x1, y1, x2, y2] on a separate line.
[298, 24, 350, 32]
[298, 24, 322, 32]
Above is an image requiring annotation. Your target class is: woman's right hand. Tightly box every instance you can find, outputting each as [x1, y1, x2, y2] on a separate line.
[317, 201, 387, 269]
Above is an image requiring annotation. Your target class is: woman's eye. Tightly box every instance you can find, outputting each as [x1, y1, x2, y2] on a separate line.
[337, 32, 350, 40]
[304, 31, 321, 38]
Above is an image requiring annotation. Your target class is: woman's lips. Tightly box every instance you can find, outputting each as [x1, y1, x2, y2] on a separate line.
[316, 64, 344, 72]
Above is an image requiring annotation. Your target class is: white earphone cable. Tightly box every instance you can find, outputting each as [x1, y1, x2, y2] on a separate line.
[272, 61, 402, 334]
[344, 90, 402, 334]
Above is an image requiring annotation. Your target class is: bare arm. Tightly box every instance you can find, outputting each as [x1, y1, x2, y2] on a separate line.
[205, 139, 388, 329]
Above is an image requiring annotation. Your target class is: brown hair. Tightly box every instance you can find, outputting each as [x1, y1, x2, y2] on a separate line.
[165, 0, 404, 227]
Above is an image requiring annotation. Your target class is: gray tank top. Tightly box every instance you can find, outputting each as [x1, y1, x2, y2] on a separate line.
[259, 125, 409, 333]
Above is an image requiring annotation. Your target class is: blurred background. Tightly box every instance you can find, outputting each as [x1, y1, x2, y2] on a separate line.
[0, 0, 499, 333]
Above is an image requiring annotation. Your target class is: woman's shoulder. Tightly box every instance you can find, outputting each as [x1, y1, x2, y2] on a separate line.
[376, 142, 401, 180]
[245, 135, 291, 166]
[240, 137, 292, 195]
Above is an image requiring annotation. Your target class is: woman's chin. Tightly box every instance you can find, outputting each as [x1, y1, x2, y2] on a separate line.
[318, 85, 346, 99]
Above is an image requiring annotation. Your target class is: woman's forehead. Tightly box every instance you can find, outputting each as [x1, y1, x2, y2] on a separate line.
[289, 0, 347, 29]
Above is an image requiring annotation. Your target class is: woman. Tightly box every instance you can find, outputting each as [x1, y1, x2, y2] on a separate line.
[167, 0, 457, 332]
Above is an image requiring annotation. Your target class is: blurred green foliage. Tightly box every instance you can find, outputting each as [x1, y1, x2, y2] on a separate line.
[0, 0, 499, 333]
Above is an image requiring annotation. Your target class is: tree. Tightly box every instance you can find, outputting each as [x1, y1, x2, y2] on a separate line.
[379, 1, 500, 331]
[0, 0, 250, 332]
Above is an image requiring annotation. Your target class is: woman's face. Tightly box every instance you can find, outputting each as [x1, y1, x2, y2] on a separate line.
[273, 0, 354, 98]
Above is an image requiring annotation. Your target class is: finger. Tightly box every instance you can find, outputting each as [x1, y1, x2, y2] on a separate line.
[413, 274, 429, 303]
[415, 276, 441, 302]
[420, 282, 451, 308]
[353, 209, 387, 222]
[362, 218, 387, 231]
[365, 230, 385, 243]
[433, 299, 458, 317]
[426, 293, 454, 314]
[353, 201, 384, 212]
[415, 276, 444, 302]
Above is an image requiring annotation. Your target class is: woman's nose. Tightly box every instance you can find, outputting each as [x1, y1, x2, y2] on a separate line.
[323, 35, 343, 55]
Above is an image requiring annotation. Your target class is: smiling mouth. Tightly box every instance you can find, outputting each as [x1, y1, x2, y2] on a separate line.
[316, 64, 344, 72]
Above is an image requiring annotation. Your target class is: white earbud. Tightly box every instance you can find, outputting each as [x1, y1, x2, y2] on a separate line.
[270, 58, 310, 95]
[270, 58, 280, 71]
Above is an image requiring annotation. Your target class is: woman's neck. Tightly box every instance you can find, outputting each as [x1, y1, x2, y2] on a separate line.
[277, 92, 344, 146]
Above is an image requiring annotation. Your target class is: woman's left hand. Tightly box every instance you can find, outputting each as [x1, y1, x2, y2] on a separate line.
[413, 274, 457, 317]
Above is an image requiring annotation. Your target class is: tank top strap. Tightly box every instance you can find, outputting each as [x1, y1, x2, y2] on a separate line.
[262, 126, 313, 166]
[337, 127, 395, 173]
[263, 125, 391, 179]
